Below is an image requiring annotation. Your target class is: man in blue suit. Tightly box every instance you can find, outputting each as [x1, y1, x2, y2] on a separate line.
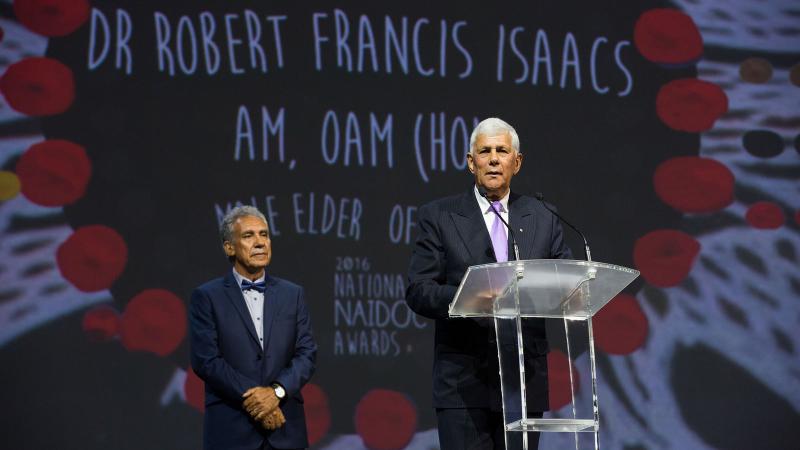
[190, 205, 317, 450]
[405, 118, 572, 450]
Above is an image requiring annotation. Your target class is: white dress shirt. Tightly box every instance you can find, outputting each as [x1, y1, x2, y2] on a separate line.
[232, 268, 265, 348]
[474, 185, 510, 240]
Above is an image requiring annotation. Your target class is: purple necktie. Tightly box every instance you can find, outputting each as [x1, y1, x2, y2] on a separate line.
[488, 201, 508, 262]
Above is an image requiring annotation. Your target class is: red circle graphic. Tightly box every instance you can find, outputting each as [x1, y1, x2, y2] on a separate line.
[15, 139, 91, 206]
[653, 156, 734, 213]
[355, 389, 417, 450]
[56, 225, 128, 292]
[82, 304, 120, 341]
[302, 383, 331, 446]
[656, 79, 728, 133]
[547, 350, 579, 411]
[633, 229, 700, 287]
[593, 294, 648, 355]
[0, 57, 75, 116]
[634, 8, 703, 64]
[120, 289, 187, 357]
[745, 202, 784, 229]
[13, 0, 90, 37]
[184, 367, 205, 412]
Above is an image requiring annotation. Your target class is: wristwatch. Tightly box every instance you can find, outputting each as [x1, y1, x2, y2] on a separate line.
[271, 383, 286, 400]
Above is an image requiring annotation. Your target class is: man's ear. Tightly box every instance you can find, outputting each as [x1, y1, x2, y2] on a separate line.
[467, 153, 475, 174]
[514, 152, 523, 174]
[223, 241, 235, 256]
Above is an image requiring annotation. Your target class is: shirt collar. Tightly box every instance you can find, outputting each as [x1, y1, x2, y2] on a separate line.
[232, 268, 266, 287]
[474, 185, 510, 214]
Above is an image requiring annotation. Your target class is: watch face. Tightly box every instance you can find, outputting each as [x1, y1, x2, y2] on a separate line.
[275, 386, 285, 398]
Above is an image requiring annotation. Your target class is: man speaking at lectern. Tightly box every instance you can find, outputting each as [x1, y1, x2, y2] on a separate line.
[405, 118, 572, 450]
[190, 206, 316, 450]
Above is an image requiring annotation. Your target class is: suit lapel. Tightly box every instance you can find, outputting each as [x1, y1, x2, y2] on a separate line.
[450, 189, 496, 263]
[508, 192, 537, 260]
[261, 275, 278, 350]
[222, 272, 262, 350]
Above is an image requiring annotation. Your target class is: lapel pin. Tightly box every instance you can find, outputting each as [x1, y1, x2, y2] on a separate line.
[519, 228, 523, 232]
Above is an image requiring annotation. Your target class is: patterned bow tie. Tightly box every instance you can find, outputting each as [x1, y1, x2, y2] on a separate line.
[241, 279, 266, 293]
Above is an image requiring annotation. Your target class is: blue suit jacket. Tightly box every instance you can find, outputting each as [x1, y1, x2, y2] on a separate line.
[189, 271, 317, 450]
[405, 188, 572, 411]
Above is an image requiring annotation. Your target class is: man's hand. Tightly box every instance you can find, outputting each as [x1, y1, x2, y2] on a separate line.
[242, 386, 280, 420]
[259, 407, 286, 430]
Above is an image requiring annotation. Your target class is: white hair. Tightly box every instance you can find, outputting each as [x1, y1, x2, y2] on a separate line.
[469, 117, 520, 154]
[219, 205, 267, 243]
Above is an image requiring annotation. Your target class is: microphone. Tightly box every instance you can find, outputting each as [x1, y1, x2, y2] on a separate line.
[535, 192, 592, 262]
[477, 187, 520, 261]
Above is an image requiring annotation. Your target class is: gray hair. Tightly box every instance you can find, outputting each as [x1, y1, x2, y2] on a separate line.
[469, 117, 520, 154]
[219, 205, 268, 243]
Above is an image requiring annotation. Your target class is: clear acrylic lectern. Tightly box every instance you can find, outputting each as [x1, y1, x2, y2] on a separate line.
[449, 259, 639, 450]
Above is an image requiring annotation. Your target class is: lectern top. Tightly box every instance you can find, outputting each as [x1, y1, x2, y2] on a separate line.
[448, 259, 639, 319]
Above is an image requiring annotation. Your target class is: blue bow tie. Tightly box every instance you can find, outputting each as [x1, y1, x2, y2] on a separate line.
[241, 279, 266, 293]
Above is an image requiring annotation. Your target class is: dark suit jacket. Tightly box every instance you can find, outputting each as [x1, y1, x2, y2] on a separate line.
[189, 271, 317, 450]
[405, 188, 572, 411]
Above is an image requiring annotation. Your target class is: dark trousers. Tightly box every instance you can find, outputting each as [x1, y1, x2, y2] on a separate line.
[436, 408, 541, 450]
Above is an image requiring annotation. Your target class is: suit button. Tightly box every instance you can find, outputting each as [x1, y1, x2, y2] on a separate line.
[256, 354, 262, 360]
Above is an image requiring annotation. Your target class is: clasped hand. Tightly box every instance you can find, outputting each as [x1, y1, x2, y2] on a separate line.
[243, 386, 286, 430]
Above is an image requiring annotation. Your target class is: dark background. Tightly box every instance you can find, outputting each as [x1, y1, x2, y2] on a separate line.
[1, 1, 798, 449]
